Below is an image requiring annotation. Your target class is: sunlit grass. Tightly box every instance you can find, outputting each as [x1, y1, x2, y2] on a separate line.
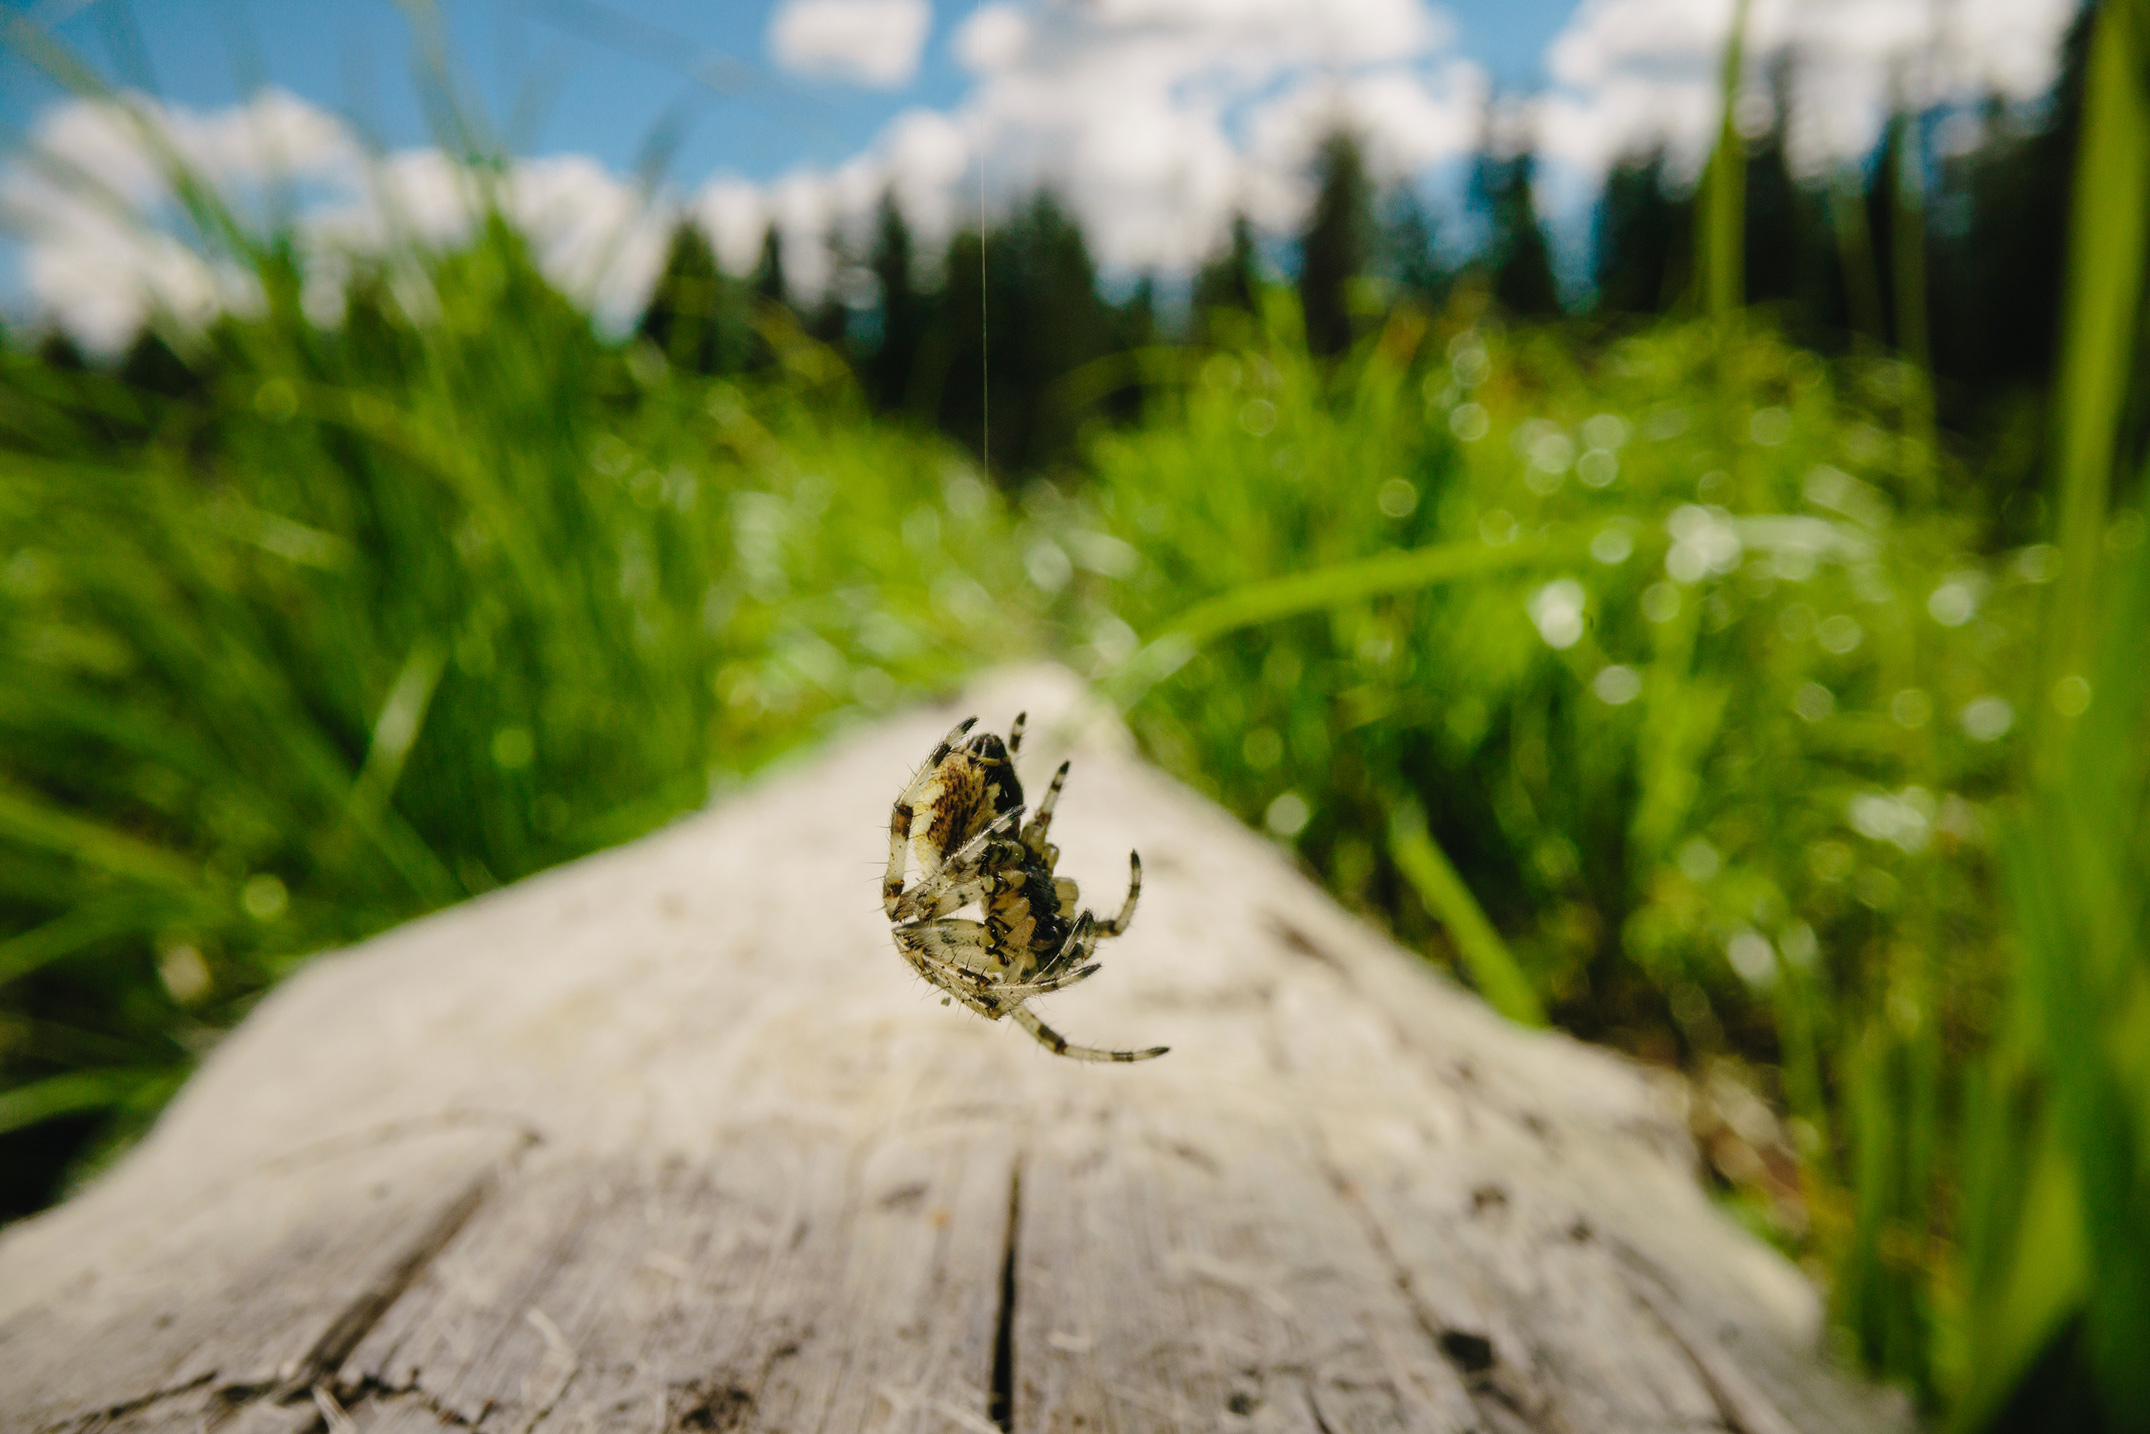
[0, 222, 1039, 1194]
[4, 11, 2147, 1422]
[1067, 295, 2057, 1416]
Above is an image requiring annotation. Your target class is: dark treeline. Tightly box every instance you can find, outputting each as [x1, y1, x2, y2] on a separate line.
[30, 14, 2084, 508]
[634, 132, 1547, 477]
[1595, 20, 2088, 515]
[637, 19, 2081, 506]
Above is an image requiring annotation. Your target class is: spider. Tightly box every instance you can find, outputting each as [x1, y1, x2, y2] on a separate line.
[883, 712, 1167, 1063]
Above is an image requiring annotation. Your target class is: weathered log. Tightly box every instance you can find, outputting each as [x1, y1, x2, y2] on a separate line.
[0, 666, 1904, 1434]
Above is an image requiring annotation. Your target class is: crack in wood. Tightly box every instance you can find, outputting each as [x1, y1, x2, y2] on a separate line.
[30, 1374, 218, 1434]
[332, 1377, 481, 1432]
[290, 1156, 509, 1393]
[988, 1164, 1020, 1434]
[1629, 1277, 1800, 1434]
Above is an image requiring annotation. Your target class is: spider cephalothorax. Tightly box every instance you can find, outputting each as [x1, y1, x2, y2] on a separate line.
[884, 713, 1166, 1063]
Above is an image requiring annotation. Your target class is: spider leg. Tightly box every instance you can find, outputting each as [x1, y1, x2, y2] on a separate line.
[1000, 962, 1101, 998]
[1035, 911, 1095, 980]
[893, 865, 1007, 924]
[1020, 760, 1071, 856]
[893, 920, 1008, 1019]
[895, 916, 1002, 975]
[1006, 710, 1027, 758]
[1009, 1005, 1168, 1063]
[889, 810, 1022, 922]
[886, 716, 979, 917]
[1092, 852, 1142, 938]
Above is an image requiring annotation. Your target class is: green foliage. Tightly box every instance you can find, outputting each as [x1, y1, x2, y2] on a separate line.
[1947, 1, 2150, 1427]
[1071, 296, 2058, 1415]
[2, 14, 2143, 1423]
[0, 218, 1034, 1212]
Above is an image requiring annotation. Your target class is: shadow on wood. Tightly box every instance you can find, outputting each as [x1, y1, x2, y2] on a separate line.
[0, 666, 1905, 1434]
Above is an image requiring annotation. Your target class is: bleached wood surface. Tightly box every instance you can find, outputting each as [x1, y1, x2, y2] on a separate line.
[0, 666, 1903, 1434]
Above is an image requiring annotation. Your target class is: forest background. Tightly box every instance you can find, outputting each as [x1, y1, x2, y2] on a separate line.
[4, 2, 2148, 1430]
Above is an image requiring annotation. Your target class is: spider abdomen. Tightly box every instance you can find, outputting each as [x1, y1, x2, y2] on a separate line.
[909, 733, 1023, 876]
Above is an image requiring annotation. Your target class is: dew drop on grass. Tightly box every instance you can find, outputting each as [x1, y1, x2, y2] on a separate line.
[1816, 615, 1863, 654]
[1265, 792, 1310, 838]
[1726, 929, 1777, 986]
[1960, 696, 2014, 741]
[1795, 683, 1836, 722]
[1677, 838, 1721, 882]
[242, 873, 289, 921]
[1592, 665, 1641, 705]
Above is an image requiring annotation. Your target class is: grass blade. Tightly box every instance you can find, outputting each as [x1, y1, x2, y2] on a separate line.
[1388, 800, 1545, 1026]
[0, 1068, 164, 1137]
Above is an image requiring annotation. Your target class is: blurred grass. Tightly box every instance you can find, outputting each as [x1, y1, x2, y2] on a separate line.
[1945, 1, 2150, 1428]
[3, 12, 2147, 1426]
[0, 217, 1042, 1199]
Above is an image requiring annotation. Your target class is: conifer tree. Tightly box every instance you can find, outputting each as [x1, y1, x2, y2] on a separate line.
[1298, 128, 1375, 355]
[1744, 54, 1819, 320]
[1472, 145, 1561, 318]
[866, 189, 925, 413]
[637, 219, 726, 373]
[1380, 185, 1448, 312]
[1116, 275, 1159, 352]
[35, 330, 87, 371]
[1193, 213, 1261, 339]
[118, 328, 201, 401]
[751, 223, 788, 311]
[807, 228, 854, 353]
[931, 189, 1116, 477]
[1593, 148, 1685, 315]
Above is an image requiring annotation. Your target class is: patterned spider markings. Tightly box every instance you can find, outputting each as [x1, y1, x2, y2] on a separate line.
[884, 713, 1167, 1063]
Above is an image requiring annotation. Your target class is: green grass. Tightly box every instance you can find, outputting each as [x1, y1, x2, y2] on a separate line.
[1943, 2, 2150, 1427]
[5, 12, 2150, 1423]
[0, 222, 1039, 1195]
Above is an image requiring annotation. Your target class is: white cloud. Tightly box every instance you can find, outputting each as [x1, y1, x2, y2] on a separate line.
[2, 1, 1487, 342]
[714, 0, 1481, 286]
[0, 89, 362, 351]
[6, 0, 2082, 346]
[649, 0, 1489, 311]
[769, 0, 934, 89]
[1537, 0, 2079, 180]
[1, 89, 675, 352]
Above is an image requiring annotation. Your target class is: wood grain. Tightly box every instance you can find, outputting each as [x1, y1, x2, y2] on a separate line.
[0, 666, 1905, 1434]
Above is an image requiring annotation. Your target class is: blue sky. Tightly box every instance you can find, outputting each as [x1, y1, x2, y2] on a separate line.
[2, 0, 1583, 187]
[0, 0, 2077, 344]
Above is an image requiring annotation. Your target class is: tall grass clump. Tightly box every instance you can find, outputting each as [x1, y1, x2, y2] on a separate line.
[6, 9, 2147, 1425]
[1071, 295, 2045, 1410]
[1945, 0, 2150, 1427]
[1065, 4, 2150, 1425]
[0, 202, 1036, 1208]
